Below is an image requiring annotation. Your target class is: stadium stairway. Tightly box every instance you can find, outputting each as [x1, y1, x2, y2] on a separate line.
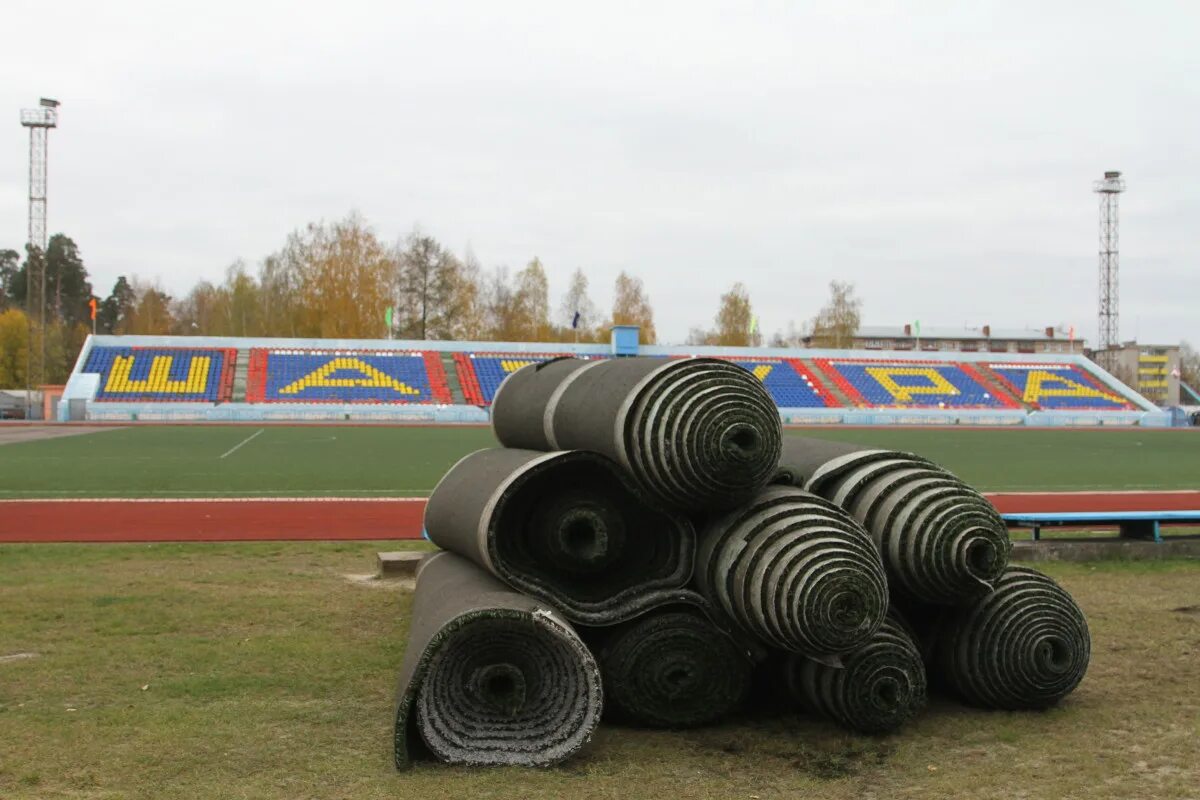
[439, 352, 467, 404]
[796, 358, 856, 408]
[967, 363, 1028, 409]
[231, 347, 250, 402]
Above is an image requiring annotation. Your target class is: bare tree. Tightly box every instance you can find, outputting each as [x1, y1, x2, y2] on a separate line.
[558, 268, 600, 341]
[809, 281, 861, 348]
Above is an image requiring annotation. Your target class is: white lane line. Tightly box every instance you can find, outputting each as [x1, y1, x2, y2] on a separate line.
[219, 429, 264, 460]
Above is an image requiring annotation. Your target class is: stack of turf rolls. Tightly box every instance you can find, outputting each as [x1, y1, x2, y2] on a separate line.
[392, 357, 1091, 771]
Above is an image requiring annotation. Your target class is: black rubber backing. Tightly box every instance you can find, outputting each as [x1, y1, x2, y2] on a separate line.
[492, 357, 782, 511]
[424, 448, 696, 625]
[393, 552, 603, 769]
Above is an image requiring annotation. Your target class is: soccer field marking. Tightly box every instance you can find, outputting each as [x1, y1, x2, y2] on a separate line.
[219, 428, 265, 459]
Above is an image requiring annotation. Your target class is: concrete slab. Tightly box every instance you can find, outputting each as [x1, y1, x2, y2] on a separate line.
[378, 551, 424, 579]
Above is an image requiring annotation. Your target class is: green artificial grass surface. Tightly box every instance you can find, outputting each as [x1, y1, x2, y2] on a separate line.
[0, 425, 1196, 498]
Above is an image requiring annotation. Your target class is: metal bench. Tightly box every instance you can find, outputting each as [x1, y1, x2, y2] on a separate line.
[1001, 510, 1200, 543]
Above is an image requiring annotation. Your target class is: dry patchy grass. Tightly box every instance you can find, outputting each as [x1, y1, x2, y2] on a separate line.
[1, 542, 1197, 800]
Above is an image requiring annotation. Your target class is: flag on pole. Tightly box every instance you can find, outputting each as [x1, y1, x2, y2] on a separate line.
[750, 316, 759, 335]
[1069, 325, 1075, 342]
[88, 298, 97, 321]
[914, 320, 921, 336]
[385, 307, 393, 328]
[1171, 366, 1181, 379]
[572, 311, 581, 330]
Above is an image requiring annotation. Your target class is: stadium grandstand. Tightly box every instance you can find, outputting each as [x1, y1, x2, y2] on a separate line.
[54, 328, 1176, 426]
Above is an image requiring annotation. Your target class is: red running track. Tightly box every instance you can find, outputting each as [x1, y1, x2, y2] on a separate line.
[2, 492, 1199, 543]
[0, 498, 427, 543]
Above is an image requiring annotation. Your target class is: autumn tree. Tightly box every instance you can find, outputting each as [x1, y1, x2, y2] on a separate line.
[486, 267, 522, 341]
[123, 280, 175, 335]
[513, 258, 552, 341]
[451, 251, 489, 340]
[291, 214, 393, 338]
[258, 238, 306, 338]
[709, 282, 761, 346]
[809, 280, 861, 348]
[611, 271, 656, 344]
[0, 308, 29, 388]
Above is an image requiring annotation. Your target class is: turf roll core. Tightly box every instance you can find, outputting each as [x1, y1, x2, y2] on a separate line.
[491, 356, 782, 511]
[424, 448, 696, 625]
[695, 484, 889, 658]
[929, 565, 1091, 709]
[393, 552, 603, 769]
[783, 613, 927, 734]
[586, 605, 752, 728]
[776, 436, 1011, 604]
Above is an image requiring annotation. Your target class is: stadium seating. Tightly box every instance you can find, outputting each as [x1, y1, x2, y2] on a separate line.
[814, 358, 1018, 409]
[246, 348, 451, 404]
[717, 358, 838, 408]
[83, 346, 235, 402]
[459, 353, 578, 404]
[986, 363, 1135, 410]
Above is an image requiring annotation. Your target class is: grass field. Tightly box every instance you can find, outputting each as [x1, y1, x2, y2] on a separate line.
[1, 541, 1197, 800]
[0, 425, 1198, 498]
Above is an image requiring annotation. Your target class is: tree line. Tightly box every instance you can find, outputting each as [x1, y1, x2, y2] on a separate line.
[4, 213, 848, 389]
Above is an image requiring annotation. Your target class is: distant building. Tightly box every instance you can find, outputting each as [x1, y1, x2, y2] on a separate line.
[802, 325, 1085, 355]
[1093, 342, 1181, 406]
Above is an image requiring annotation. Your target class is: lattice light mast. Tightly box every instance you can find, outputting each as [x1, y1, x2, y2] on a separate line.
[19, 97, 59, 402]
[1092, 170, 1125, 371]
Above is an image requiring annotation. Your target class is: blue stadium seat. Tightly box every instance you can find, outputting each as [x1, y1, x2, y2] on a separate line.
[823, 360, 1010, 408]
[83, 347, 231, 402]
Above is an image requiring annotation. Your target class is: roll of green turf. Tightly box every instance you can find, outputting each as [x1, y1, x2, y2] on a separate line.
[393, 552, 603, 769]
[930, 566, 1090, 710]
[695, 484, 888, 658]
[424, 447, 696, 625]
[776, 436, 1010, 604]
[491, 356, 782, 511]
[782, 613, 927, 734]
[585, 604, 752, 728]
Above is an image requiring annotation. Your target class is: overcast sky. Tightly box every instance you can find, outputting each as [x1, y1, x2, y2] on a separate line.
[2, 1, 1196, 345]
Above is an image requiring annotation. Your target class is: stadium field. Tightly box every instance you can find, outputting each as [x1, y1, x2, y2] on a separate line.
[0, 424, 1197, 499]
[1, 541, 1197, 800]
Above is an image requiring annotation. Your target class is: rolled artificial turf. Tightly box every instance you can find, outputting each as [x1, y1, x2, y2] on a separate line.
[695, 484, 889, 658]
[393, 551, 603, 769]
[585, 604, 752, 729]
[776, 437, 1010, 604]
[782, 612, 927, 734]
[424, 448, 698, 626]
[491, 356, 782, 511]
[925, 565, 1091, 710]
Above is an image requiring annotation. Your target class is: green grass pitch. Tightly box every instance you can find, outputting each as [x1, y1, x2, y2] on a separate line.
[0, 425, 1196, 498]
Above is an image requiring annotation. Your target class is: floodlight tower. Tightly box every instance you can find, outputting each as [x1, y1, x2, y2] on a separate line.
[1092, 170, 1125, 371]
[19, 97, 59, 399]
